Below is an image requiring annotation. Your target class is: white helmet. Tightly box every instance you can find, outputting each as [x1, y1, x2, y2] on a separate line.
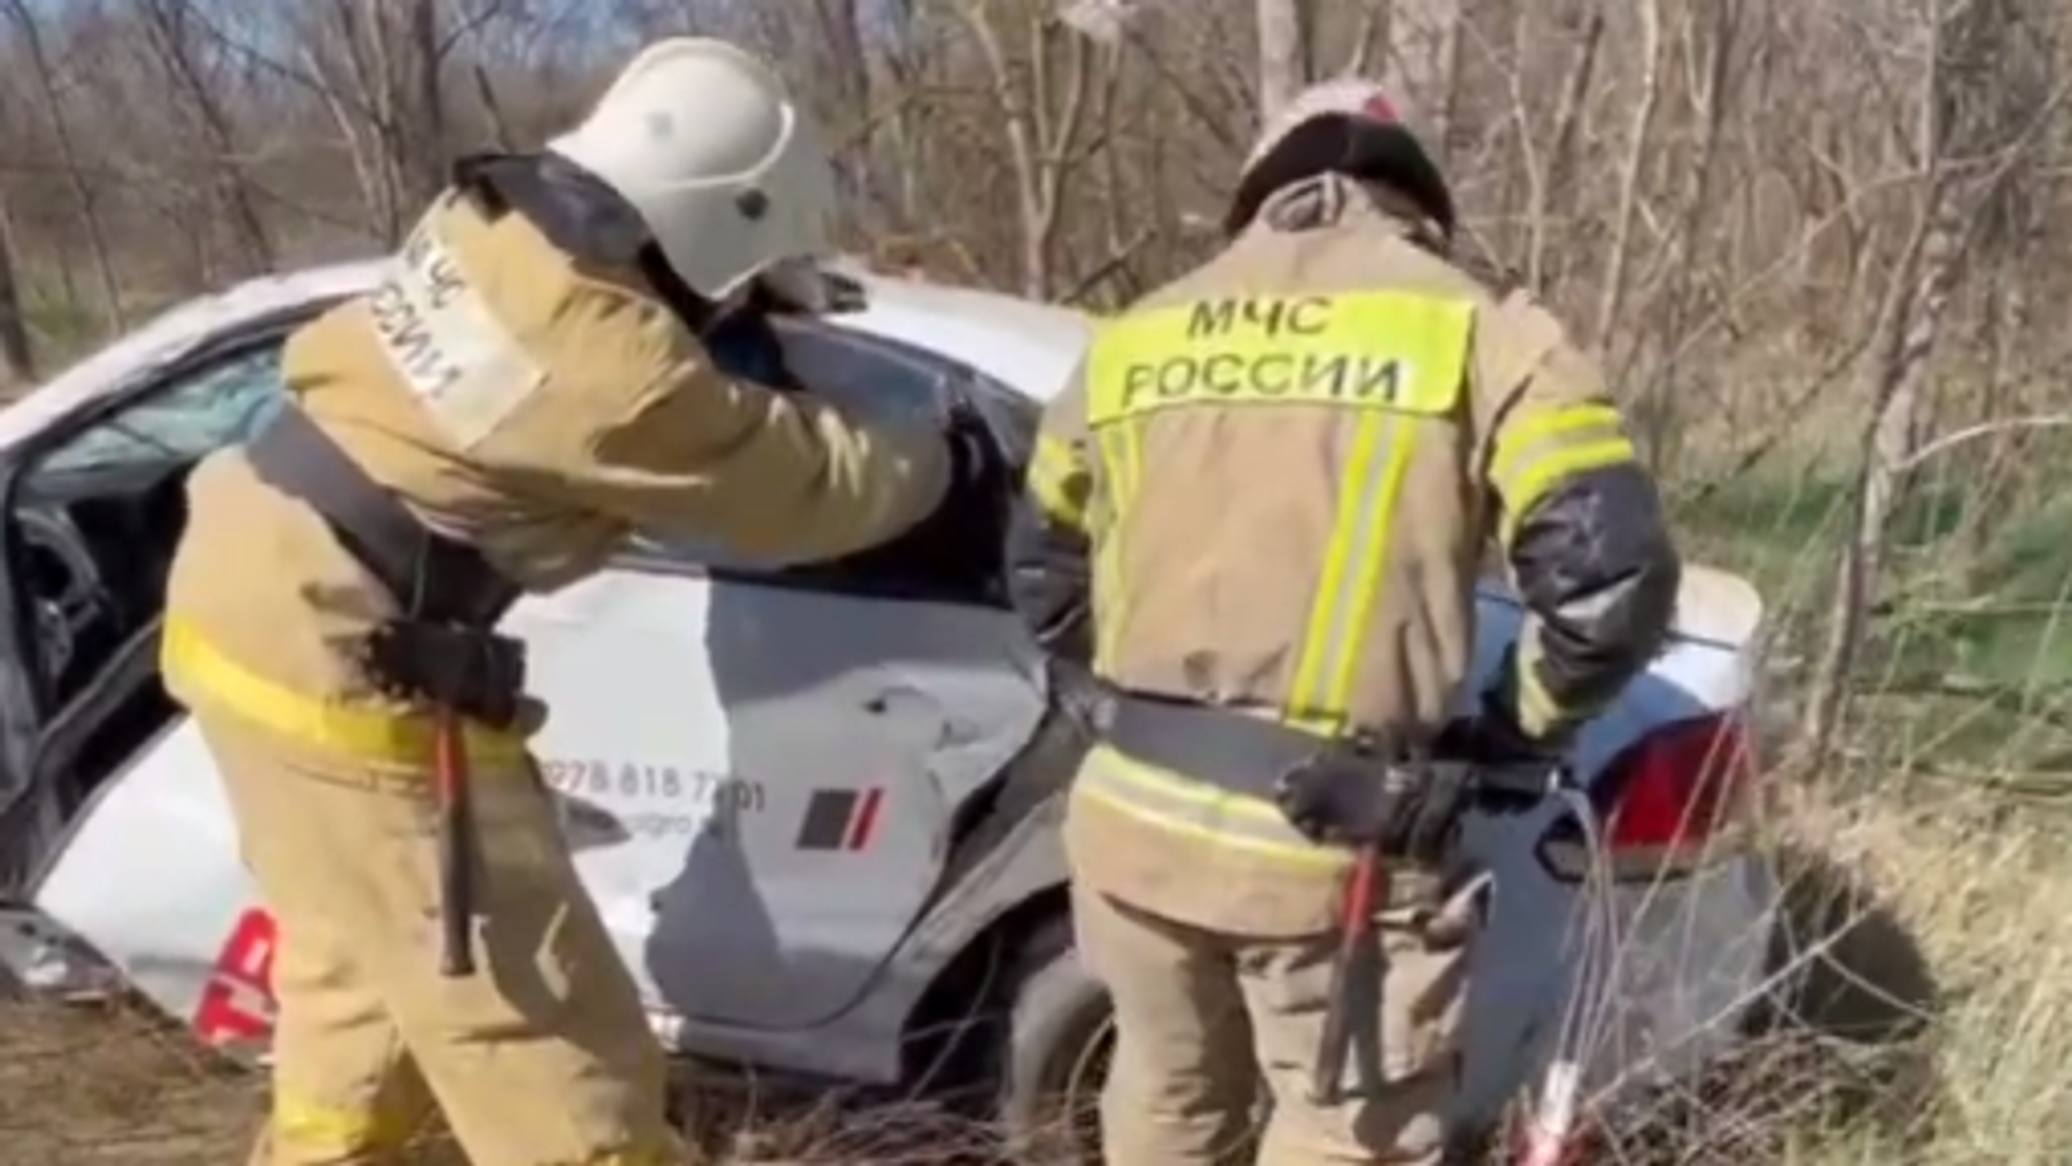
[547, 38, 838, 306]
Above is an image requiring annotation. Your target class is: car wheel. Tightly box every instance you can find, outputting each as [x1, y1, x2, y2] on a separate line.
[995, 917, 1113, 1165]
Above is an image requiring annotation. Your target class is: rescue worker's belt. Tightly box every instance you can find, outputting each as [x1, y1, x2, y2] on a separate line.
[1104, 691, 1404, 799]
[244, 405, 526, 729]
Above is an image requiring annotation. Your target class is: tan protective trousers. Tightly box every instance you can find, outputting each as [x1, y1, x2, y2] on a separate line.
[198, 717, 683, 1166]
[1073, 880, 1472, 1166]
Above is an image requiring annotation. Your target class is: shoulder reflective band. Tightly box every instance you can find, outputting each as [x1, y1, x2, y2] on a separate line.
[1028, 432, 1092, 530]
[1489, 401, 1638, 544]
[1083, 291, 1474, 426]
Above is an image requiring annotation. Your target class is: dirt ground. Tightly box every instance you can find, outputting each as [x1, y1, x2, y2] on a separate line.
[0, 997, 989, 1165]
[0, 998, 266, 1164]
[0, 990, 1934, 1166]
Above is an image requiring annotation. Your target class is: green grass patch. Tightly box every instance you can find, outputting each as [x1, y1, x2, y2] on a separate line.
[1683, 465, 2072, 773]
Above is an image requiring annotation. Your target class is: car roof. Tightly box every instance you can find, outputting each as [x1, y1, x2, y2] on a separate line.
[2, 264, 1763, 647]
[820, 261, 1092, 401]
[0, 258, 1094, 457]
[0, 264, 383, 454]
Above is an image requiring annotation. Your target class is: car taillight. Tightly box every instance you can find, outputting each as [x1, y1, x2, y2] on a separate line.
[1538, 711, 1759, 882]
[1604, 712, 1754, 848]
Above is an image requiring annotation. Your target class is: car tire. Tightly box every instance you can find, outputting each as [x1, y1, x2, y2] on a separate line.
[993, 916, 1113, 1166]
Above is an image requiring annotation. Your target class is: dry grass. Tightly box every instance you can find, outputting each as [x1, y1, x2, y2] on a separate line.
[0, 997, 261, 1164]
[3, 772, 2067, 1165]
[0, 364, 2063, 1161]
[1783, 791, 2072, 1164]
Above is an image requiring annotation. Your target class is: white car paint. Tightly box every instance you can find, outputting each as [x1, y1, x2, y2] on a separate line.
[0, 260, 1777, 1140]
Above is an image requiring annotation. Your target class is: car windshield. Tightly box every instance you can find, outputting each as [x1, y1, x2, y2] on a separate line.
[36, 346, 287, 476]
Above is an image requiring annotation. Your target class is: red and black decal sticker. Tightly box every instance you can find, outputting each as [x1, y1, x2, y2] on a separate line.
[193, 907, 279, 1047]
[795, 786, 885, 852]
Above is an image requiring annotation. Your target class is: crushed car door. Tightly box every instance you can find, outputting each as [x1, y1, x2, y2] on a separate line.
[625, 321, 1048, 1033]
[0, 329, 303, 1039]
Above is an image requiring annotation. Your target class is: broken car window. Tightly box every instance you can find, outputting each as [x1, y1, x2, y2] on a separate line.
[36, 345, 287, 477]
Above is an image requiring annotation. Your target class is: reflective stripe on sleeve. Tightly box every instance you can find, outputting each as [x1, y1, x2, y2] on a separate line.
[1490, 402, 1638, 543]
[1091, 419, 1145, 673]
[1514, 639, 1566, 738]
[1027, 433, 1092, 531]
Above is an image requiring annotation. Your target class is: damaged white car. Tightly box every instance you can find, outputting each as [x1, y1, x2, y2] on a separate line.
[0, 262, 1777, 1160]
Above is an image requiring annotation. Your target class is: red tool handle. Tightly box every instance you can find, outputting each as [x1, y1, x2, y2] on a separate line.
[1309, 845, 1388, 1105]
[434, 708, 477, 978]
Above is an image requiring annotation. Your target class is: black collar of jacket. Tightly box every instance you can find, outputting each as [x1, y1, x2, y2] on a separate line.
[1247, 174, 1453, 261]
[449, 150, 720, 333]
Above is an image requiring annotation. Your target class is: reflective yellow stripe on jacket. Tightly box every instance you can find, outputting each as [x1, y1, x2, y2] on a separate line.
[160, 615, 532, 769]
[1027, 433, 1092, 533]
[1078, 741, 1350, 868]
[1076, 290, 1473, 863]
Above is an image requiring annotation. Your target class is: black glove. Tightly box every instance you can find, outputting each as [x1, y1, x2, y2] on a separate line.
[1429, 681, 1569, 816]
[1434, 698, 1551, 768]
[1273, 743, 1474, 865]
[361, 621, 528, 731]
[1442, 647, 1574, 763]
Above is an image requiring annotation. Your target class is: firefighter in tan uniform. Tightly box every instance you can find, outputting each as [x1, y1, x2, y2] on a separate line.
[159, 39, 982, 1166]
[1007, 81, 1683, 1164]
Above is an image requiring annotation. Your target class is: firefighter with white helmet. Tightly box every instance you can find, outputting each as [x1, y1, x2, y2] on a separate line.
[161, 38, 984, 1166]
[1006, 80, 1681, 1163]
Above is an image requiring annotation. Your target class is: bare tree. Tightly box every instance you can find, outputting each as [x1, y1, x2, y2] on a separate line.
[3, 2, 2072, 787]
[1797, 0, 2060, 764]
[135, 0, 276, 271]
[303, 0, 455, 245]
[1587, 0, 1657, 348]
[956, 0, 1101, 298]
[1254, 0, 1316, 124]
[1630, 0, 1745, 463]
[1, 0, 128, 332]
[0, 182, 34, 389]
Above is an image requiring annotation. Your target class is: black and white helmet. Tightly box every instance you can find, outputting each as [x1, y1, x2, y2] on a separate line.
[1226, 79, 1457, 242]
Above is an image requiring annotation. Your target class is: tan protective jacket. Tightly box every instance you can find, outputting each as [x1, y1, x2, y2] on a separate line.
[162, 191, 949, 774]
[1019, 178, 1677, 934]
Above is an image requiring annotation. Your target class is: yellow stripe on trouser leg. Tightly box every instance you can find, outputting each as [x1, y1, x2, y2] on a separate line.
[266, 1095, 419, 1165]
[259, 903, 435, 1166]
[195, 705, 681, 1165]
